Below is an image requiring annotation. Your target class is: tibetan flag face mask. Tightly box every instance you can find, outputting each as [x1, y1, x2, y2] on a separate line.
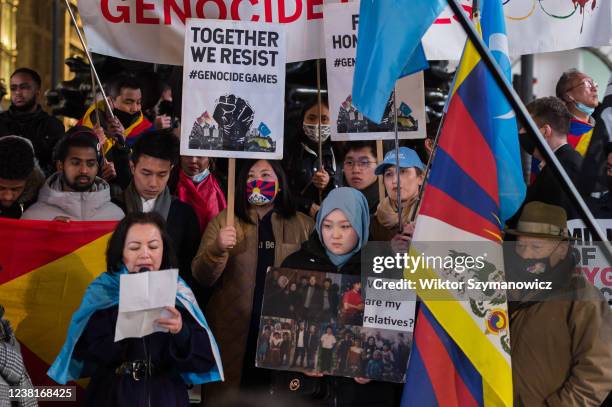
[246, 179, 279, 206]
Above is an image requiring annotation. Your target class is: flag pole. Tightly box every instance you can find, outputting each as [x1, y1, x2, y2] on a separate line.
[393, 87, 403, 234]
[316, 59, 324, 203]
[446, 0, 612, 261]
[63, 0, 114, 118]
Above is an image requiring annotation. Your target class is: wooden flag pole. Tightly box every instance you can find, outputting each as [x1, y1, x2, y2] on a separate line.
[226, 158, 236, 227]
[376, 140, 385, 203]
[392, 88, 403, 234]
[316, 59, 324, 203]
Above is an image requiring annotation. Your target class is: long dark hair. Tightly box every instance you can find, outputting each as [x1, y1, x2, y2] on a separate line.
[106, 212, 178, 273]
[235, 159, 296, 225]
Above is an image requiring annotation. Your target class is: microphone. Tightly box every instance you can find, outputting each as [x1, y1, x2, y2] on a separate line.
[138, 267, 151, 273]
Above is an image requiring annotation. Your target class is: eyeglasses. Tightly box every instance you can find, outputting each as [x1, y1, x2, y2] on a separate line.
[566, 80, 598, 92]
[343, 159, 375, 169]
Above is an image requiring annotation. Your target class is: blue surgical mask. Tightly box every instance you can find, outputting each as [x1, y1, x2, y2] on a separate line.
[191, 168, 210, 183]
[575, 102, 595, 116]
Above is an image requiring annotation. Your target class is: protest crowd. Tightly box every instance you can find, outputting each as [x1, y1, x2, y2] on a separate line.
[1, 1, 612, 407]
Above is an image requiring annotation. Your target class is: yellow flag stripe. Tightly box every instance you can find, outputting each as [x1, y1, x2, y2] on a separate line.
[1, 233, 111, 365]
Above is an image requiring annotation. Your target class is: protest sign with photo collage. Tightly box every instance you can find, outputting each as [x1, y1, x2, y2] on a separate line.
[180, 19, 286, 159]
[568, 219, 612, 307]
[257, 267, 415, 383]
[322, 2, 426, 141]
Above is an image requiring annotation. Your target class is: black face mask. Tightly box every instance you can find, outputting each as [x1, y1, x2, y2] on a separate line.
[113, 109, 140, 128]
[518, 132, 537, 155]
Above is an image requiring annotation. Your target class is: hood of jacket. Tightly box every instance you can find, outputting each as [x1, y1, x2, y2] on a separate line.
[36, 172, 114, 219]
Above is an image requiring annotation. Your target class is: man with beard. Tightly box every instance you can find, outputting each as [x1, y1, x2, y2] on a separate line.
[0, 68, 64, 176]
[21, 127, 124, 221]
[78, 74, 171, 190]
[504, 201, 612, 406]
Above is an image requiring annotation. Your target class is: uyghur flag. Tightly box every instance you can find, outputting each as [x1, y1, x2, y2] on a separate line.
[351, 0, 445, 123]
[402, 1, 523, 406]
[0, 218, 116, 396]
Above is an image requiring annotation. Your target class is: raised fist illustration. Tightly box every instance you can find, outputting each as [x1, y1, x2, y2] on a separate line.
[213, 94, 254, 151]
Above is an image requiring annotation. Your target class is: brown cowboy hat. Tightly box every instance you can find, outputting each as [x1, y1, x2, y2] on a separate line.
[505, 201, 572, 240]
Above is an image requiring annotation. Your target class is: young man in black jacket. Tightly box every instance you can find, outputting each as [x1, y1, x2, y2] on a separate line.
[0, 68, 64, 176]
[518, 97, 584, 220]
[117, 130, 203, 303]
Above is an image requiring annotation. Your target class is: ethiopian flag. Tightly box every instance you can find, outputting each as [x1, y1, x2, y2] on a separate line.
[0, 218, 117, 395]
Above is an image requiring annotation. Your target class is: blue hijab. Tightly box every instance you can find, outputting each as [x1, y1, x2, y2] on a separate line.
[315, 187, 370, 267]
[47, 266, 224, 385]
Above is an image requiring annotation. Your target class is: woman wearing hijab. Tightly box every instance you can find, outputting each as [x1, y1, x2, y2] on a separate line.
[276, 187, 399, 407]
[47, 212, 223, 407]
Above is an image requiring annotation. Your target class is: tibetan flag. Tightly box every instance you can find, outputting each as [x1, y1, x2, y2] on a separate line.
[352, 0, 444, 123]
[0, 218, 117, 398]
[568, 117, 594, 157]
[402, 1, 524, 406]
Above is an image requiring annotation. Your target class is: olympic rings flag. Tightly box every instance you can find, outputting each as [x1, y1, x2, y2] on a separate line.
[76, 0, 610, 65]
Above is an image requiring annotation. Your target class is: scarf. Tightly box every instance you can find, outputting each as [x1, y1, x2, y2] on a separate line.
[176, 170, 226, 233]
[375, 196, 417, 230]
[124, 181, 173, 220]
[315, 187, 370, 267]
[47, 266, 224, 385]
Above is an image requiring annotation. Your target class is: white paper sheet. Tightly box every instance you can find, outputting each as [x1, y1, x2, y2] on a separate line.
[114, 269, 178, 342]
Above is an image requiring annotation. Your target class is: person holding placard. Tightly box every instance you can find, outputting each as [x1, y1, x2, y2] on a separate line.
[274, 187, 399, 406]
[370, 147, 425, 243]
[341, 141, 381, 214]
[284, 96, 342, 218]
[192, 159, 313, 392]
[48, 212, 222, 407]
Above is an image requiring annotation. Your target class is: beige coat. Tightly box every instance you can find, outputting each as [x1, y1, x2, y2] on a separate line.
[370, 196, 417, 241]
[192, 208, 314, 390]
[510, 275, 612, 407]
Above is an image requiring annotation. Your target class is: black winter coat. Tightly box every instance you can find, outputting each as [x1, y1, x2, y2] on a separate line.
[74, 305, 215, 407]
[0, 106, 64, 176]
[284, 140, 342, 214]
[276, 233, 401, 407]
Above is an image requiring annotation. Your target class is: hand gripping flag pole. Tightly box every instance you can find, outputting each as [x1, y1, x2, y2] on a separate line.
[63, 0, 115, 119]
[445, 0, 612, 263]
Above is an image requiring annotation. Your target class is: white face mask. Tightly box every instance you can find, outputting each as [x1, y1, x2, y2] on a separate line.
[303, 123, 331, 143]
[191, 168, 210, 183]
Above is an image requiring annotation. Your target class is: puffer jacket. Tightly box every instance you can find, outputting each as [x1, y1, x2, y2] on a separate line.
[21, 173, 124, 221]
[192, 208, 313, 390]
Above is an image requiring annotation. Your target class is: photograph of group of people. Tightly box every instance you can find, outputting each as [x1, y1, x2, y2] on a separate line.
[261, 267, 365, 324]
[256, 268, 412, 382]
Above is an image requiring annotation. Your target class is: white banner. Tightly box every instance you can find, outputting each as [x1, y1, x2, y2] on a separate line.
[78, 0, 611, 65]
[323, 2, 426, 141]
[568, 219, 612, 306]
[180, 19, 286, 159]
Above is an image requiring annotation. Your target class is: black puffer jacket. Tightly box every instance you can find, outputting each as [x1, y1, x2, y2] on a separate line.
[0, 106, 64, 176]
[275, 233, 401, 407]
